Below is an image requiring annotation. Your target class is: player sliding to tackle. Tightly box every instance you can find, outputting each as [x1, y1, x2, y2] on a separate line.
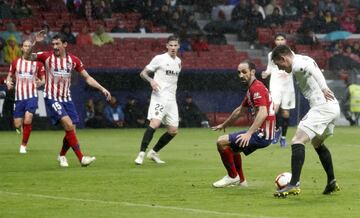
[31, 31, 111, 167]
[5, 40, 45, 154]
[212, 61, 275, 187]
[134, 35, 181, 165]
[271, 45, 340, 197]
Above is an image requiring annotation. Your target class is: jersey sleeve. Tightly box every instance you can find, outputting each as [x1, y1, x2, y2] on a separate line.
[36, 51, 50, 62]
[72, 55, 85, 72]
[305, 59, 328, 90]
[252, 85, 268, 107]
[36, 62, 46, 78]
[8, 59, 17, 77]
[145, 55, 161, 72]
[265, 52, 272, 74]
[241, 95, 249, 107]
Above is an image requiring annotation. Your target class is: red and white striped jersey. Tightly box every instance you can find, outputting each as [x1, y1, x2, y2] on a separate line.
[36, 51, 85, 102]
[241, 80, 276, 140]
[8, 58, 45, 101]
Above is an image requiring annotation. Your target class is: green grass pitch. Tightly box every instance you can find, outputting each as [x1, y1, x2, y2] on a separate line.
[0, 127, 359, 218]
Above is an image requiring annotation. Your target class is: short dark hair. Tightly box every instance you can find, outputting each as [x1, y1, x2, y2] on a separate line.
[240, 60, 256, 72]
[271, 45, 292, 61]
[274, 33, 286, 40]
[52, 34, 67, 43]
[167, 35, 179, 43]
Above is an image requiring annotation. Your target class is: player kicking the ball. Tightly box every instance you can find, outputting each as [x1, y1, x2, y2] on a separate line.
[271, 45, 340, 197]
[5, 40, 45, 154]
[134, 35, 181, 165]
[212, 61, 275, 188]
[31, 32, 111, 167]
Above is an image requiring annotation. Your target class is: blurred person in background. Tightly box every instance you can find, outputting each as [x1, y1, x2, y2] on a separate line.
[60, 24, 76, 44]
[76, 25, 92, 46]
[92, 24, 114, 46]
[103, 96, 124, 128]
[3, 35, 21, 64]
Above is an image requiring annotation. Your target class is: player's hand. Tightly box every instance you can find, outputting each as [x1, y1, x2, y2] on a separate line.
[261, 71, 269, 79]
[235, 132, 251, 147]
[150, 80, 160, 92]
[32, 30, 46, 46]
[102, 88, 112, 101]
[211, 123, 226, 132]
[322, 88, 335, 101]
[5, 80, 14, 90]
[35, 79, 44, 88]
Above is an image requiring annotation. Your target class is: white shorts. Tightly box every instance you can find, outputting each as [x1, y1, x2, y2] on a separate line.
[147, 97, 179, 127]
[298, 102, 340, 140]
[271, 89, 296, 110]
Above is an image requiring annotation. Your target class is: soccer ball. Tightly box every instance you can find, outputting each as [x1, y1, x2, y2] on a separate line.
[275, 172, 292, 190]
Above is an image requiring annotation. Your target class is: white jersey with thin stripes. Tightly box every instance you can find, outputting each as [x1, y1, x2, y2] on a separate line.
[8, 58, 45, 101]
[267, 51, 295, 93]
[291, 54, 338, 107]
[146, 52, 181, 101]
[36, 51, 85, 102]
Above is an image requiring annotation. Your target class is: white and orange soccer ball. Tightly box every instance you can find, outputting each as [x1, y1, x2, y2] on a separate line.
[275, 172, 292, 190]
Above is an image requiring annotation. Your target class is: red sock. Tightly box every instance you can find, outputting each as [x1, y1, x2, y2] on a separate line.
[65, 130, 83, 161]
[22, 124, 32, 146]
[233, 152, 245, 182]
[218, 147, 237, 178]
[60, 136, 70, 156]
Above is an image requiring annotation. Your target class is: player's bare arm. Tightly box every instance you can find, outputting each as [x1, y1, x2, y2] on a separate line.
[28, 30, 46, 61]
[140, 68, 160, 92]
[80, 70, 111, 101]
[261, 70, 271, 79]
[236, 106, 268, 147]
[35, 75, 45, 88]
[212, 105, 246, 131]
[5, 73, 14, 90]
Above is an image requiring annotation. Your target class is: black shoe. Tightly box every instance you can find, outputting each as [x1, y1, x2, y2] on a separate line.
[323, 179, 340, 195]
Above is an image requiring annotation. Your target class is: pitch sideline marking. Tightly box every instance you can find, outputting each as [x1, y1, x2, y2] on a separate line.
[0, 190, 284, 218]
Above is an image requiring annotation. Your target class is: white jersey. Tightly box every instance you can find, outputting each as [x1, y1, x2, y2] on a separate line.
[146, 53, 181, 101]
[291, 54, 338, 107]
[267, 52, 295, 93]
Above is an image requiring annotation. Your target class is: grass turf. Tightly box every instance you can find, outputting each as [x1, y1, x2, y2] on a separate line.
[0, 127, 359, 218]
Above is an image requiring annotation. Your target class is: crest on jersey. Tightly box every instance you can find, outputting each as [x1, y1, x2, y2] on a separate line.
[31, 64, 37, 74]
[66, 62, 73, 72]
[253, 92, 262, 99]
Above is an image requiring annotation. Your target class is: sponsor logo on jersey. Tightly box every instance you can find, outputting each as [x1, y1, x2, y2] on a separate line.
[165, 70, 179, 76]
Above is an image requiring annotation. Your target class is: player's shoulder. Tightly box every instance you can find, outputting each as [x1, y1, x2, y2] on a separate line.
[293, 54, 314, 71]
[37, 51, 52, 56]
[250, 80, 268, 93]
[11, 57, 21, 65]
[67, 52, 80, 60]
[175, 55, 181, 63]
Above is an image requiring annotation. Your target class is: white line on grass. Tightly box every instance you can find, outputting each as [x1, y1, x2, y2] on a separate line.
[0, 190, 284, 218]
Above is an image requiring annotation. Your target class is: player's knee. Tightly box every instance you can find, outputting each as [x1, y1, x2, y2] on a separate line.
[13, 122, 21, 129]
[282, 110, 290, 118]
[167, 129, 178, 136]
[216, 136, 227, 151]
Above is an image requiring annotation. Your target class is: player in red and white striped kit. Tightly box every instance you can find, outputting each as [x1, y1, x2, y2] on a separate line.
[5, 40, 45, 154]
[212, 61, 276, 188]
[31, 32, 111, 167]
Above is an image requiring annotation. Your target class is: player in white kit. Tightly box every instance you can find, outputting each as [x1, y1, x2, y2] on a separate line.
[271, 45, 340, 197]
[262, 33, 295, 147]
[135, 35, 181, 165]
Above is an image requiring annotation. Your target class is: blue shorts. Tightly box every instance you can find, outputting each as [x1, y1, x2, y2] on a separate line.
[228, 130, 272, 155]
[45, 98, 79, 125]
[13, 97, 38, 118]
